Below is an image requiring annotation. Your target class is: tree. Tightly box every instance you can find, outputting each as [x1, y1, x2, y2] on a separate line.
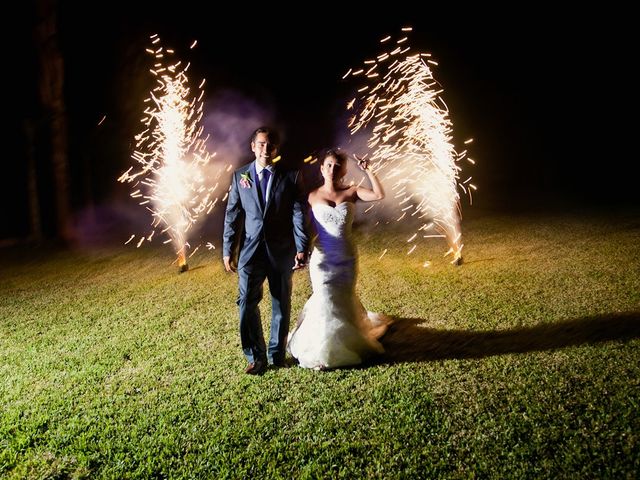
[34, 0, 73, 242]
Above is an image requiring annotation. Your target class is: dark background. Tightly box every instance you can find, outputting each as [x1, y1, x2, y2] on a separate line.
[5, 2, 636, 242]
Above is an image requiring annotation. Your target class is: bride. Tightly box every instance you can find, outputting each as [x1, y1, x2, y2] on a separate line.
[288, 149, 391, 370]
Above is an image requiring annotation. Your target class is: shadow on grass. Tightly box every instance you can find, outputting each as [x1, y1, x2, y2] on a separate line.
[182, 265, 206, 272]
[380, 312, 640, 363]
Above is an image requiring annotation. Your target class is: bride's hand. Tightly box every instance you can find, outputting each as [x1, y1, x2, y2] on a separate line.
[292, 252, 308, 270]
[354, 154, 370, 171]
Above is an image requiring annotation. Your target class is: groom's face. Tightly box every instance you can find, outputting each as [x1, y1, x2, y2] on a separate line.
[252, 132, 278, 167]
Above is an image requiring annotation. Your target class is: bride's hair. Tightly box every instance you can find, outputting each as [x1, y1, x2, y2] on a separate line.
[324, 149, 348, 165]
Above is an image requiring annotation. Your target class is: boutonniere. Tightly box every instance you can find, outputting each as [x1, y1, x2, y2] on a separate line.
[239, 172, 252, 189]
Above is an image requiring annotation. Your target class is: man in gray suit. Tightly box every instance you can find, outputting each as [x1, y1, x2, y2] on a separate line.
[223, 127, 309, 375]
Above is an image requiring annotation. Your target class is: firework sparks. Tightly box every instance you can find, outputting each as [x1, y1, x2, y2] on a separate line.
[345, 28, 473, 265]
[118, 34, 222, 271]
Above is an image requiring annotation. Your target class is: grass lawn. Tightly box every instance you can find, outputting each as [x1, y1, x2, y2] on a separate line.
[1, 209, 639, 478]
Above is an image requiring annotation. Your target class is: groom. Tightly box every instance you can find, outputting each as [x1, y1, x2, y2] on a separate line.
[223, 127, 309, 375]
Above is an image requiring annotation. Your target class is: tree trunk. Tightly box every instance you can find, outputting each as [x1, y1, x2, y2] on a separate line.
[23, 119, 43, 243]
[35, 0, 73, 242]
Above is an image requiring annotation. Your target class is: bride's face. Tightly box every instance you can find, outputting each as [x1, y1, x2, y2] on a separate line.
[321, 155, 346, 183]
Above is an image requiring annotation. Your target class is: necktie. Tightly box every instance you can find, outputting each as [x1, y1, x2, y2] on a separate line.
[260, 168, 271, 206]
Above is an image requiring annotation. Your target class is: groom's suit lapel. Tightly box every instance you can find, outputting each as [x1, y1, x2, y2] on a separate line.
[264, 169, 283, 214]
[248, 163, 262, 213]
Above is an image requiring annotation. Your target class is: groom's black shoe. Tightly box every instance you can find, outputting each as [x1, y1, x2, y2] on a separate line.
[245, 359, 267, 375]
[269, 360, 288, 369]
[268, 356, 290, 368]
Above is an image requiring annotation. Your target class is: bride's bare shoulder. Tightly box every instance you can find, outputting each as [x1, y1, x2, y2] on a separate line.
[308, 188, 323, 199]
[343, 185, 359, 201]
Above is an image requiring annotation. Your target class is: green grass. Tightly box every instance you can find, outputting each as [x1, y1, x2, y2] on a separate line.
[1, 209, 639, 478]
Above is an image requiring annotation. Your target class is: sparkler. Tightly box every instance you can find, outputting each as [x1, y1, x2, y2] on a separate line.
[345, 27, 475, 265]
[119, 34, 221, 272]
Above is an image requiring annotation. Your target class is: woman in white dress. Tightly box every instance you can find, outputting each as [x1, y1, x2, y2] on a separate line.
[288, 149, 391, 370]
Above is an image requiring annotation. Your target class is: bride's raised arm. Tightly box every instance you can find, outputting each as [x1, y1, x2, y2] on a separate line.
[354, 154, 385, 202]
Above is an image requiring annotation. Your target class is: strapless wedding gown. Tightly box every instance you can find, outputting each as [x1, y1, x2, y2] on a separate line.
[287, 202, 390, 369]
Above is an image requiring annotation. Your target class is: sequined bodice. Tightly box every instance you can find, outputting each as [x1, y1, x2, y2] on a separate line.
[311, 202, 355, 257]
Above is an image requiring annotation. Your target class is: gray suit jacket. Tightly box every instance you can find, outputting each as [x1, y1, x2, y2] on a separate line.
[223, 161, 309, 271]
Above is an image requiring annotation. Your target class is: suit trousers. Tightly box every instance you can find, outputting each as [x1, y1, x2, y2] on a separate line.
[237, 245, 293, 364]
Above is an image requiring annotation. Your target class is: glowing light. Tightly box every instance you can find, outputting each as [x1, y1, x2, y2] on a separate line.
[118, 35, 223, 271]
[345, 28, 474, 265]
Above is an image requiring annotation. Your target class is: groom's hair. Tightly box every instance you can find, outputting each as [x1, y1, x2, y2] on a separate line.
[251, 126, 280, 146]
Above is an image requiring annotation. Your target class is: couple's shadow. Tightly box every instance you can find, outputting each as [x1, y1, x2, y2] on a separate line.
[377, 311, 640, 364]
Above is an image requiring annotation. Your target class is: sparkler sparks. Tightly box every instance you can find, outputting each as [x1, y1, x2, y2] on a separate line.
[118, 34, 221, 271]
[345, 28, 474, 265]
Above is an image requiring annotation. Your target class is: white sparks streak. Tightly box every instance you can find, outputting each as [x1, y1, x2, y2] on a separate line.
[118, 35, 223, 266]
[345, 27, 473, 265]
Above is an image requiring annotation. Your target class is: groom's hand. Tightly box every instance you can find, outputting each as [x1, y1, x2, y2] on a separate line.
[292, 252, 308, 270]
[223, 256, 237, 273]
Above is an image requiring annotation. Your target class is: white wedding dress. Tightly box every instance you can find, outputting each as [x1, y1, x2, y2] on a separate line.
[288, 202, 390, 369]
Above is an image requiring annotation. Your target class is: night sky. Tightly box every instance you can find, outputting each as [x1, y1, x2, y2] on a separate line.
[5, 3, 636, 240]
